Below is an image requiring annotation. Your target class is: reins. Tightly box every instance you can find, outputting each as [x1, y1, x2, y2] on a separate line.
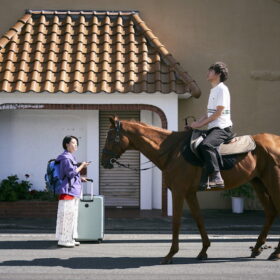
[111, 158, 156, 172]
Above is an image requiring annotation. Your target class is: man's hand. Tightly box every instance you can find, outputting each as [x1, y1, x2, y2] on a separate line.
[190, 107, 224, 129]
[190, 121, 202, 129]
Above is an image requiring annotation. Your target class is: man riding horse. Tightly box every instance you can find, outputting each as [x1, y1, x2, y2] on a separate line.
[189, 62, 234, 189]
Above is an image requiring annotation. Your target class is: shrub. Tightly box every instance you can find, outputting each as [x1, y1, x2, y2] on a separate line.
[222, 183, 254, 199]
[0, 175, 56, 201]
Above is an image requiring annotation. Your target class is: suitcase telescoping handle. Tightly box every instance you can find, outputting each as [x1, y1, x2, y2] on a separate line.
[87, 178, 94, 201]
[81, 178, 94, 201]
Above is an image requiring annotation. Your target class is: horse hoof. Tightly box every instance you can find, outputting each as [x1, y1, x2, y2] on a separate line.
[268, 253, 280, 261]
[160, 258, 173, 265]
[250, 250, 261, 258]
[197, 253, 208, 260]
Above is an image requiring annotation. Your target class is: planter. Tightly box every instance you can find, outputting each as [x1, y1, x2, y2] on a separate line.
[0, 201, 58, 218]
[231, 197, 244, 214]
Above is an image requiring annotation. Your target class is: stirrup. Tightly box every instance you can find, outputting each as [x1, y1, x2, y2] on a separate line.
[208, 182, 225, 189]
[199, 177, 212, 191]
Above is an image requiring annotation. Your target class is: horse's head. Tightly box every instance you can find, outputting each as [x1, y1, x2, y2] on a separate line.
[101, 116, 130, 169]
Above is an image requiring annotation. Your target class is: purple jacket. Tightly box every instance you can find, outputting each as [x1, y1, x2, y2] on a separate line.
[56, 151, 81, 197]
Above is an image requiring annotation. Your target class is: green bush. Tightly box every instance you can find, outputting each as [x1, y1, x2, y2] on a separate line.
[222, 183, 254, 199]
[0, 175, 56, 201]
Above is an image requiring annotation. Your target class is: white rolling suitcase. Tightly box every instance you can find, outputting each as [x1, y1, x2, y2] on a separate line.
[77, 179, 104, 242]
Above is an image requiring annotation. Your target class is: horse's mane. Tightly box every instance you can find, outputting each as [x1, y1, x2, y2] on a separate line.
[123, 119, 172, 134]
[122, 119, 191, 140]
[128, 119, 150, 127]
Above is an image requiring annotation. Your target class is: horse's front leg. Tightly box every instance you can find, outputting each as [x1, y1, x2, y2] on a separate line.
[161, 189, 184, 264]
[186, 192, 210, 260]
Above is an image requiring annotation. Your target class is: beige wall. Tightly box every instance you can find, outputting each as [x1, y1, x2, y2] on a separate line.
[1, 0, 279, 209]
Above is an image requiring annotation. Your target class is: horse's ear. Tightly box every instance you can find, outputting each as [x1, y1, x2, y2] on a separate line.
[109, 115, 119, 127]
[109, 116, 115, 127]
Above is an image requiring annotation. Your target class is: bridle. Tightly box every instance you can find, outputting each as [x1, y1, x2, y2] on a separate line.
[102, 120, 155, 171]
[102, 120, 122, 165]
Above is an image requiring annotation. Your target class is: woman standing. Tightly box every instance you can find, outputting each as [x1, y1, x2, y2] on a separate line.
[55, 135, 90, 247]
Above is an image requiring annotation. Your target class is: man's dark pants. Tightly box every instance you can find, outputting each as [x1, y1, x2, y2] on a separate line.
[198, 127, 233, 175]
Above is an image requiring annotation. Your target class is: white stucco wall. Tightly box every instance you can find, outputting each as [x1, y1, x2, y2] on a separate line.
[0, 92, 180, 215]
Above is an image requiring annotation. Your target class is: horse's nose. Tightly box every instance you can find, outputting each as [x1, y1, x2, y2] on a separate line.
[101, 158, 114, 169]
[100, 155, 108, 167]
[104, 163, 114, 169]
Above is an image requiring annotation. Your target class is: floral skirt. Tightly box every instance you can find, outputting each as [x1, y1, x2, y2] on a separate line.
[55, 197, 79, 243]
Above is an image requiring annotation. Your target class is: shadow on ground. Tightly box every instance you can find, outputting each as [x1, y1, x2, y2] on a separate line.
[0, 255, 264, 269]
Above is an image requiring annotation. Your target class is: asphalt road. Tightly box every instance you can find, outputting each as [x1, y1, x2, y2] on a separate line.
[0, 233, 279, 280]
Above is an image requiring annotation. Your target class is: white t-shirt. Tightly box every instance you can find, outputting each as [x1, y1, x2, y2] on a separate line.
[207, 82, 232, 129]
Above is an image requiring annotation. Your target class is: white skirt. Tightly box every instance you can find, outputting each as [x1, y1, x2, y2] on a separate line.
[55, 197, 79, 243]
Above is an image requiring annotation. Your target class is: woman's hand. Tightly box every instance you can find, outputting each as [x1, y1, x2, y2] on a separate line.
[81, 177, 88, 182]
[77, 161, 91, 173]
[81, 161, 91, 168]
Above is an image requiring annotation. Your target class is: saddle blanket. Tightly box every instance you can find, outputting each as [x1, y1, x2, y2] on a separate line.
[219, 135, 256, 155]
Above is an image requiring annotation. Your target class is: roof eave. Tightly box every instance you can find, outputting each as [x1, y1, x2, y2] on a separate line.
[132, 13, 201, 99]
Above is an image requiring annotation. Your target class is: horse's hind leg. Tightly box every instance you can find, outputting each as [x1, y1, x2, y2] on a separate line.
[185, 192, 210, 260]
[250, 178, 277, 258]
[260, 166, 280, 260]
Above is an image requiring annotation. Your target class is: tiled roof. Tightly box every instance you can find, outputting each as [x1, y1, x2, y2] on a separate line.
[0, 10, 201, 96]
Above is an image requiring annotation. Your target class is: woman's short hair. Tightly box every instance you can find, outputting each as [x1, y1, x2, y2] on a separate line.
[62, 135, 79, 150]
[209, 62, 229, 82]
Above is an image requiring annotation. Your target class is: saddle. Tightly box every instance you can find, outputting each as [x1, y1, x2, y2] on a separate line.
[182, 129, 256, 170]
[190, 129, 256, 159]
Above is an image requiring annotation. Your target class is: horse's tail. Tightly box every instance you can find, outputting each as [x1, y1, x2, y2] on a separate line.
[253, 133, 280, 166]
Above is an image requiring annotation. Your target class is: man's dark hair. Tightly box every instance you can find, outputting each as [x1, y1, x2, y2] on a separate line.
[62, 135, 79, 150]
[209, 62, 229, 82]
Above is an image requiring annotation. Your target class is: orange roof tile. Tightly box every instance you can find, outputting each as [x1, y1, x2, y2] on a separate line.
[0, 10, 201, 96]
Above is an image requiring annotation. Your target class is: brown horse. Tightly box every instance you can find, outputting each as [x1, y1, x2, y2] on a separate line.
[101, 116, 280, 264]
